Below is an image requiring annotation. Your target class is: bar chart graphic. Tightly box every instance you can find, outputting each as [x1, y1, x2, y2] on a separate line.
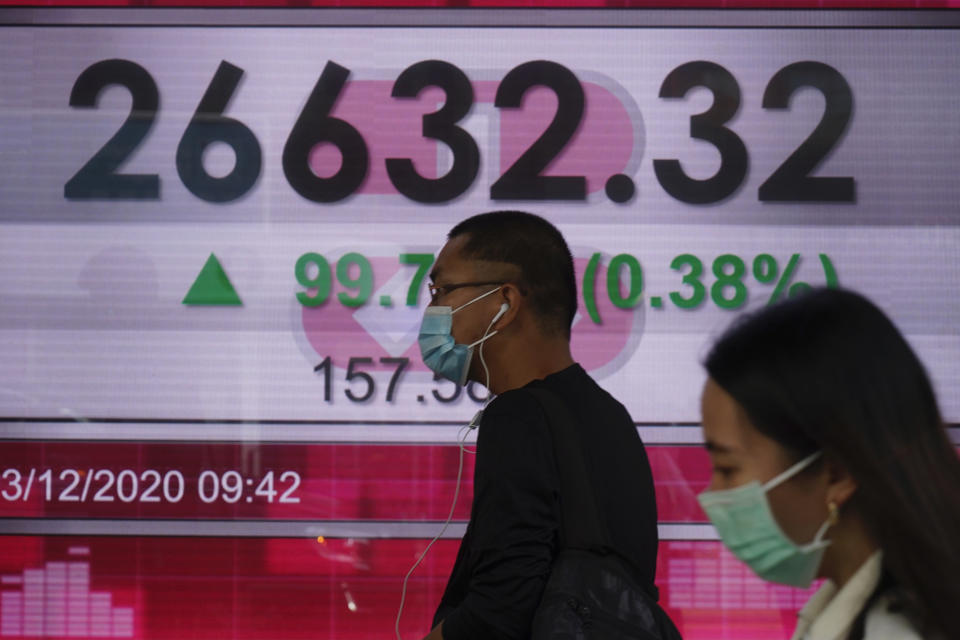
[665, 541, 817, 611]
[0, 548, 133, 638]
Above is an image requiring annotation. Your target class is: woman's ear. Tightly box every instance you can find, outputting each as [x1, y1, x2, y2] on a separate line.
[824, 456, 858, 508]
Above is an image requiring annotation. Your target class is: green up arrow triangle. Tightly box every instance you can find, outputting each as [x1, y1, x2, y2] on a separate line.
[182, 253, 243, 306]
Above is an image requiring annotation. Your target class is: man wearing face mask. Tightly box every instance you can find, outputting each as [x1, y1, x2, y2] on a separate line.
[417, 211, 660, 640]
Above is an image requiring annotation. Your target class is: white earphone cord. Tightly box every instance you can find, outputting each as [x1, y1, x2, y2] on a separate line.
[394, 311, 499, 640]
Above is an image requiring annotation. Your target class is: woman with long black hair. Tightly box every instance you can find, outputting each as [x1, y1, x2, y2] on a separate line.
[697, 287, 960, 640]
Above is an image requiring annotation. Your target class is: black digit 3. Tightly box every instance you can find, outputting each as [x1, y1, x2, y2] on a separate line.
[386, 60, 480, 203]
[653, 61, 748, 205]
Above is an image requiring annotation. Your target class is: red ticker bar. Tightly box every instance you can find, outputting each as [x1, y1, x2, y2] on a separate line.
[0, 442, 712, 522]
[4, 442, 956, 523]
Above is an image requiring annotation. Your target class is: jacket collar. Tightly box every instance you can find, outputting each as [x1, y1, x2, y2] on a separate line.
[791, 551, 883, 640]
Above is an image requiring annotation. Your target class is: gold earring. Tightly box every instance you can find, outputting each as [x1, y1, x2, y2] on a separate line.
[827, 501, 840, 527]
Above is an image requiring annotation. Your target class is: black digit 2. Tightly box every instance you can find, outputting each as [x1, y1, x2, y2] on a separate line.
[491, 60, 586, 201]
[386, 60, 479, 203]
[653, 61, 747, 205]
[759, 61, 855, 202]
[64, 59, 160, 200]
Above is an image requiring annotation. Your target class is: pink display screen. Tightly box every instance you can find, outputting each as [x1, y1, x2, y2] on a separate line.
[2, 7, 960, 640]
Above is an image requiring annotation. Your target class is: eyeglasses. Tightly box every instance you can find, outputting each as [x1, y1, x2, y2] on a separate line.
[428, 281, 504, 304]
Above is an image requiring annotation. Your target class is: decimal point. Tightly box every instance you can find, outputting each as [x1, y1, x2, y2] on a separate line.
[605, 174, 635, 204]
[651, 296, 663, 308]
[417, 395, 425, 403]
[379, 295, 392, 307]
[246, 478, 253, 486]
[246, 496, 252, 503]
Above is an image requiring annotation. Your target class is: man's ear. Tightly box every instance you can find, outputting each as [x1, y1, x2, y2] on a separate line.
[494, 283, 523, 330]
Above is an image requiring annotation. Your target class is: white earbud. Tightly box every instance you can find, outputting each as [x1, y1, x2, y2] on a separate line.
[491, 302, 509, 324]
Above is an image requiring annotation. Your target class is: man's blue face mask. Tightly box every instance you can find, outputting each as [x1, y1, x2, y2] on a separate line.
[418, 287, 503, 386]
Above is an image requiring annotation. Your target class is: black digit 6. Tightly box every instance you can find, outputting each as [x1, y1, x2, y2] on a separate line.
[283, 61, 369, 203]
[176, 61, 262, 203]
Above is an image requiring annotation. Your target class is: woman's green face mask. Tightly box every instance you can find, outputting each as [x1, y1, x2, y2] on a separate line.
[698, 451, 833, 588]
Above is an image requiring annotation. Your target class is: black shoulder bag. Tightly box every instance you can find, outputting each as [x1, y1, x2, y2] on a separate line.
[528, 388, 683, 640]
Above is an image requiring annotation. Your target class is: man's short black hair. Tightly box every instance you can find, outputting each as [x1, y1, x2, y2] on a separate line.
[449, 210, 576, 338]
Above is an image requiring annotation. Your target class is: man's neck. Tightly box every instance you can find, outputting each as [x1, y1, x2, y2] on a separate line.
[484, 339, 574, 395]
